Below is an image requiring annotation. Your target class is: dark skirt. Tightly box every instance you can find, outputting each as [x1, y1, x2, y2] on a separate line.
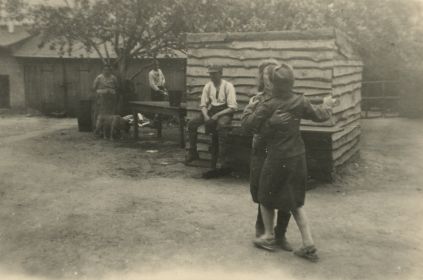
[151, 87, 165, 101]
[258, 154, 307, 211]
[249, 136, 266, 203]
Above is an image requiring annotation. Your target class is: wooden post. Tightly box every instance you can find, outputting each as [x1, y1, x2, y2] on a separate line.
[157, 115, 162, 138]
[133, 110, 139, 139]
[364, 97, 368, 118]
[61, 58, 69, 115]
[179, 112, 186, 148]
[381, 82, 386, 118]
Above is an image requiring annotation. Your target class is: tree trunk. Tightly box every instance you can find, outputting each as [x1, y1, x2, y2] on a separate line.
[116, 57, 132, 115]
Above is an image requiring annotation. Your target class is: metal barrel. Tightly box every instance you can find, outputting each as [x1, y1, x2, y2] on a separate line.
[77, 99, 93, 132]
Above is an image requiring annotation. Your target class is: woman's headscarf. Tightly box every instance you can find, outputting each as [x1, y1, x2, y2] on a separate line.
[257, 59, 280, 93]
[269, 63, 295, 95]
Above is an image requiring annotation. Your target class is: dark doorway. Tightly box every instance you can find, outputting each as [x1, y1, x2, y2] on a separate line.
[0, 75, 10, 108]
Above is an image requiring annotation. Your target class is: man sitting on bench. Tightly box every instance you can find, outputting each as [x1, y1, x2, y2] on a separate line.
[186, 65, 238, 174]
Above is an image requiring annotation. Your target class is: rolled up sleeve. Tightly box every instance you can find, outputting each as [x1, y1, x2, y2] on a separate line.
[199, 84, 209, 108]
[149, 72, 159, 91]
[92, 76, 99, 91]
[160, 70, 166, 86]
[226, 83, 238, 110]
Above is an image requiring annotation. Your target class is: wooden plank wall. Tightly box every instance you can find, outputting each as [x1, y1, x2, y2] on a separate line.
[21, 58, 186, 116]
[186, 37, 338, 128]
[331, 58, 363, 167]
[186, 30, 363, 177]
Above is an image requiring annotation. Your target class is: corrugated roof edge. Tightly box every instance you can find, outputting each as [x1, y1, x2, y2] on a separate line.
[186, 28, 337, 43]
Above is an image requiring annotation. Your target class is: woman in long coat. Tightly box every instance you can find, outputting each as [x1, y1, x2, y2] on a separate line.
[243, 59, 292, 251]
[242, 63, 335, 262]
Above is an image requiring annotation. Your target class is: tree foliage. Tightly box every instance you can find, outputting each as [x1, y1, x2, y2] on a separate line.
[30, 0, 189, 79]
[29, 0, 423, 82]
[0, 0, 27, 21]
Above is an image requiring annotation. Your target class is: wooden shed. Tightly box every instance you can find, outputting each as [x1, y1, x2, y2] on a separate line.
[0, 24, 31, 109]
[13, 36, 186, 116]
[185, 28, 363, 180]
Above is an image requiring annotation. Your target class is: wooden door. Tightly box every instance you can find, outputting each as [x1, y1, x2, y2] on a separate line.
[24, 62, 65, 113]
[41, 62, 65, 113]
[0, 75, 10, 108]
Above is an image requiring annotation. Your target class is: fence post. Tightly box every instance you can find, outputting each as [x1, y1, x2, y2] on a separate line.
[381, 82, 386, 117]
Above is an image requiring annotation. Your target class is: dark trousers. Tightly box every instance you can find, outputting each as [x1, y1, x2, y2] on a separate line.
[148, 87, 166, 124]
[188, 105, 232, 168]
[256, 205, 291, 239]
[151, 87, 165, 101]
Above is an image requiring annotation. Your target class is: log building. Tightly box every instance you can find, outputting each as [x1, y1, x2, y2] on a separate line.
[185, 28, 363, 181]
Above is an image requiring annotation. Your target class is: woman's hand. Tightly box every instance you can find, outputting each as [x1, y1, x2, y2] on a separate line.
[269, 110, 292, 126]
[323, 96, 338, 108]
[246, 98, 260, 111]
[249, 96, 260, 105]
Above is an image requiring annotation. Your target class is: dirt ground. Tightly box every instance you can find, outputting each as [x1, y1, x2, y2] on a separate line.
[0, 113, 422, 280]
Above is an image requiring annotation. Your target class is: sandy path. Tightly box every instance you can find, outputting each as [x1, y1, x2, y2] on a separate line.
[0, 116, 422, 280]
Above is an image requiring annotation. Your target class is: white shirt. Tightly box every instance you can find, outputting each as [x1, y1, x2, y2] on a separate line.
[148, 69, 166, 91]
[200, 79, 238, 110]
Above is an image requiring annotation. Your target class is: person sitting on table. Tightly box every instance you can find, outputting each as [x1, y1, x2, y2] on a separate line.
[148, 59, 168, 127]
[149, 59, 167, 101]
[186, 65, 238, 174]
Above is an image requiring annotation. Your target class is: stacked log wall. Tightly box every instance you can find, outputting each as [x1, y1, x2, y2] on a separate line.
[185, 30, 363, 179]
[186, 37, 339, 129]
[331, 59, 363, 167]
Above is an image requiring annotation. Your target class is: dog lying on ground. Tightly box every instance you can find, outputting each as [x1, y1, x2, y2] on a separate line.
[94, 114, 130, 140]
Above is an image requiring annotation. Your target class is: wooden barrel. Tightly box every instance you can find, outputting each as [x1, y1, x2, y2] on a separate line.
[77, 99, 93, 132]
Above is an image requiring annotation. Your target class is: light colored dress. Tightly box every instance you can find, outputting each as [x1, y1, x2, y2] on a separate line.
[92, 74, 119, 127]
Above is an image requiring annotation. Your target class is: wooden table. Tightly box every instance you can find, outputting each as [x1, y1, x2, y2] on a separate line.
[129, 101, 187, 148]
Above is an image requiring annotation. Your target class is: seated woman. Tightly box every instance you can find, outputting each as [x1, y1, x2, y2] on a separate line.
[241, 63, 336, 262]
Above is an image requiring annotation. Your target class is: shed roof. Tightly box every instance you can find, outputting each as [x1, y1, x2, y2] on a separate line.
[186, 28, 360, 60]
[0, 25, 31, 48]
[186, 28, 338, 43]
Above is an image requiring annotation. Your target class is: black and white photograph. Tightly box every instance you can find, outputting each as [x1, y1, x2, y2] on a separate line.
[0, 0, 422, 279]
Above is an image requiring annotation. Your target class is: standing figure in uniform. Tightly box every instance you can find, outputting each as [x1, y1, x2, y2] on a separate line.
[186, 65, 238, 173]
[92, 65, 119, 128]
[242, 63, 336, 262]
[242, 59, 292, 252]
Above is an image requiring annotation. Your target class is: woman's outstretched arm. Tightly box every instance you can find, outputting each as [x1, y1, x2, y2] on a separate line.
[302, 96, 335, 123]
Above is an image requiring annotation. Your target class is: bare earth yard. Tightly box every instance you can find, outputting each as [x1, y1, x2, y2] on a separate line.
[0, 114, 422, 280]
